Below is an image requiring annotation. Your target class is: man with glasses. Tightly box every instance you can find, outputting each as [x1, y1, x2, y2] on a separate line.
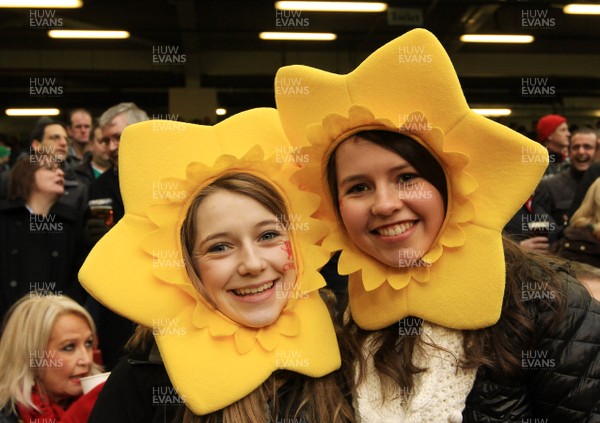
[0, 119, 87, 215]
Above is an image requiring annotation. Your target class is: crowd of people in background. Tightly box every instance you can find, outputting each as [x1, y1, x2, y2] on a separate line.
[0, 96, 599, 421]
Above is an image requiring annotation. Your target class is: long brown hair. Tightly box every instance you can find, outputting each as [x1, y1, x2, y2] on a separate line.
[328, 130, 567, 396]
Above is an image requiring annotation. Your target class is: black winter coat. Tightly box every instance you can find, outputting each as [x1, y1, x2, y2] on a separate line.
[0, 200, 86, 319]
[463, 273, 600, 422]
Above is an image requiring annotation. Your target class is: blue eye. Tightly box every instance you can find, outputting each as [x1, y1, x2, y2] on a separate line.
[208, 243, 229, 253]
[260, 230, 281, 241]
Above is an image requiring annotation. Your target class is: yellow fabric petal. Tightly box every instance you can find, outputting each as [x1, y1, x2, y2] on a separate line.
[277, 29, 547, 330]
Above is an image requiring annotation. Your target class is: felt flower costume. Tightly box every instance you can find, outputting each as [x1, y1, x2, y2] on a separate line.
[79, 108, 340, 415]
[275, 29, 549, 331]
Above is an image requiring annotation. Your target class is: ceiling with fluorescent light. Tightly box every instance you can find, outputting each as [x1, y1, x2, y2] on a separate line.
[0, 0, 599, 132]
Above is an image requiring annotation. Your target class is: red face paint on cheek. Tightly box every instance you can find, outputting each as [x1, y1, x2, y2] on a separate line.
[281, 240, 296, 271]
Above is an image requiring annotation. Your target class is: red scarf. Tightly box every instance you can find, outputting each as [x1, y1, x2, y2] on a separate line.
[17, 386, 70, 423]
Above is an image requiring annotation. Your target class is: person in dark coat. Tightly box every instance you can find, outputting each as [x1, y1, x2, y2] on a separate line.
[0, 155, 85, 320]
[533, 128, 598, 243]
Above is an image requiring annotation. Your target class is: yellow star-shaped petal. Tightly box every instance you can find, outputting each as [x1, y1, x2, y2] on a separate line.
[79, 108, 340, 415]
[276, 29, 548, 330]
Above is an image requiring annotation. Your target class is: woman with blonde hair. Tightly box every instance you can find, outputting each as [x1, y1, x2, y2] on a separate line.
[554, 178, 600, 267]
[0, 294, 104, 422]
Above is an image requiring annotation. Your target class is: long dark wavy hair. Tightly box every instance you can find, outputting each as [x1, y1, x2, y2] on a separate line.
[327, 130, 567, 399]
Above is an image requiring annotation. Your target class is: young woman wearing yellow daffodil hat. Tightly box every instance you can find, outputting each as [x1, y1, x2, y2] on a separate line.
[79, 108, 355, 422]
[276, 29, 600, 422]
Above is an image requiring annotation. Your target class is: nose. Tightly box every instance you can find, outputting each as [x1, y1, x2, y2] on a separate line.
[109, 139, 119, 152]
[371, 184, 402, 216]
[238, 244, 266, 275]
[76, 348, 92, 367]
[56, 167, 65, 177]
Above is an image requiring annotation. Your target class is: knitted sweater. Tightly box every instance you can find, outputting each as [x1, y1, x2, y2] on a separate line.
[354, 321, 477, 423]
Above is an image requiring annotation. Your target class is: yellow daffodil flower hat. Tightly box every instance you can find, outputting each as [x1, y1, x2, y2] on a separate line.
[78, 108, 340, 415]
[275, 29, 548, 331]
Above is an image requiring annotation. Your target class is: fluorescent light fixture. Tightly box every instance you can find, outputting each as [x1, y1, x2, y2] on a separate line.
[0, 0, 81, 7]
[460, 34, 534, 43]
[472, 108, 512, 117]
[48, 30, 130, 39]
[563, 3, 600, 14]
[6, 108, 60, 116]
[275, 1, 387, 12]
[216, 108, 227, 116]
[260, 31, 336, 40]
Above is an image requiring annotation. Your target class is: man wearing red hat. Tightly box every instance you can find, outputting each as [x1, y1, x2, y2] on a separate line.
[537, 114, 571, 178]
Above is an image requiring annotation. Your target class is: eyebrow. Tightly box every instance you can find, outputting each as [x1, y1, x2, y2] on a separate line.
[197, 219, 280, 247]
[338, 163, 413, 187]
[52, 333, 93, 344]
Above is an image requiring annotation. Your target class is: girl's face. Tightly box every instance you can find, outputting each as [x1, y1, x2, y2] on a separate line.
[335, 138, 445, 267]
[39, 313, 94, 402]
[191, 190, 296, 328]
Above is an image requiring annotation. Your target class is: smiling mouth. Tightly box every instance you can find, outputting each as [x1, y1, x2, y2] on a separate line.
[373, 221, 415, 237]
[231, 280, 276, 297]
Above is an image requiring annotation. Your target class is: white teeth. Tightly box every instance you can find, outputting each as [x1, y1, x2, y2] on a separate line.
[232, 281, 275, 296]
[376, 222, 415, 237]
